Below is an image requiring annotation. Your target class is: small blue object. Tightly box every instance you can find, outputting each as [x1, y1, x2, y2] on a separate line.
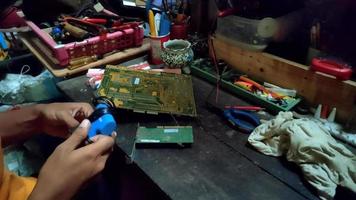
[51, 26, 63, 40]
[143, 22, 150, 36]
[223, 109, 260, 133]
[159, 12, 170, 36]
[0, 33, 8, 50]
[88, 103, 117, 141]
[146, 0, 165, 12]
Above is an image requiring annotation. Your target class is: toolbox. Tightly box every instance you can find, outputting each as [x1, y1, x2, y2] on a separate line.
[18, 8, 144, 68]
[190, 59, 301, 113]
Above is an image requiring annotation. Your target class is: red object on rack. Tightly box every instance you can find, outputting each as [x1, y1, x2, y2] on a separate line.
[311, 58, 353, 80]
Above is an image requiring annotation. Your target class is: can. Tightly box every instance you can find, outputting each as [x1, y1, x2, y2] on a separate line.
[148, 33, 170, 65]
[170, 23, 188, 40]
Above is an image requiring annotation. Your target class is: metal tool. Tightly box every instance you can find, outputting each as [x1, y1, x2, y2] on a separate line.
[207, 102, 261, 133]
[63, 22, 89, 39]
[62, 16, 106, 36]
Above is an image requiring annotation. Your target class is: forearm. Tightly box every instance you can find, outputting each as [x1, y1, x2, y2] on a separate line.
[0, 104, 44, 146]
[29, 184, 72, 200]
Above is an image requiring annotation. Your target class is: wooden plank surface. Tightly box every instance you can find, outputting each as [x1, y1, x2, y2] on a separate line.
[212, 35, 356, 123]
[57, 74, 317, 200]
[19, 32, 150, 77]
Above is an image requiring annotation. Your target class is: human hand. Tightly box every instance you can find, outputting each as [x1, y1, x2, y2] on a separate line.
[28, 119, 116, 200]
[37, 102, 94, 138]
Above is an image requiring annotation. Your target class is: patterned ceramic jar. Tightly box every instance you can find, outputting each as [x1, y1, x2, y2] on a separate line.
[161, 39, 194, 70]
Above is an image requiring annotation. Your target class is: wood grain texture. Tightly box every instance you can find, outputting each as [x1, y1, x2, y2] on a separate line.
[212, 35, 356, 123]
[57, 75, 314, 200]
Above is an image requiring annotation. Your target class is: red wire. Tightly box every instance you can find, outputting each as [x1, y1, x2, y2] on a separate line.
[209, 37, 220, 103]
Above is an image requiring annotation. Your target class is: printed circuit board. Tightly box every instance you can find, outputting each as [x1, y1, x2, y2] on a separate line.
[98, 66, 197, 117]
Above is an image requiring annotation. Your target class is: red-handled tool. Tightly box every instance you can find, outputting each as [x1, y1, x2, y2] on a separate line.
[239, 76, 284, 100]
[224, 106, 264, 111]
[82, 18, 108, 25]
[311, 58, 353, 80]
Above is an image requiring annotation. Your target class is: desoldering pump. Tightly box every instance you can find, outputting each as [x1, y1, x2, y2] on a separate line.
[87, 97, 117, 141]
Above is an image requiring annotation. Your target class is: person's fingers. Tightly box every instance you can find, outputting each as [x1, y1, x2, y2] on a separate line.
[59, 102, 93, 117]
[74, 110, 86, 123]
[58, 111, 80, 129]
[78, 103, 94, 117]
[81, 135, 115, 156]
[95, 153, 111, 172]
[50, 125, 72, 138]
[112, 131, 117, 138]
[63, 119, 90, 151]
[71, 107, 82, 117]
[90, 131, 116, 142]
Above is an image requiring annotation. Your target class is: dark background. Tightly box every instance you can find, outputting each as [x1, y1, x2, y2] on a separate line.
[1, 0, 356, 72]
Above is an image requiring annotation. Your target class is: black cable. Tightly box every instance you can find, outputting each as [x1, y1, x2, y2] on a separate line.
[89, 96, 117, 122]
[93, 96, 115, 108]
[88, 107, 112, 122]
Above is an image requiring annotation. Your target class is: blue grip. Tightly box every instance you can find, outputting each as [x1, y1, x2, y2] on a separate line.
[159, 12, 170, 36]
[0, 33, 8, 50]
[223, 109, 260, 133]
[88, 103, 117, 141]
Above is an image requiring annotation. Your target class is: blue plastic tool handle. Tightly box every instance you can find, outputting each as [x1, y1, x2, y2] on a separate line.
[0, 33, 8, 50]
[159, 12, 170, 36]
[223, 109, 260, 133]
[88, 103, 117, 141]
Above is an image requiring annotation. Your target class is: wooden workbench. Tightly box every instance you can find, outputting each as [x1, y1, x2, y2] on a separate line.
[19, 32, 150, 77]
[57, 75, 327, 200]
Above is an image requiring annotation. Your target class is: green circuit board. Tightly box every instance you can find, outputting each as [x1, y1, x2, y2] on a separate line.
[98, 66, 197, 117]
[136, 126, 194, 144]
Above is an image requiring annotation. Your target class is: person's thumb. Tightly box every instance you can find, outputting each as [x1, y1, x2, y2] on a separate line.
[63, 119, 90, 150]
[84, 135, 115, 155]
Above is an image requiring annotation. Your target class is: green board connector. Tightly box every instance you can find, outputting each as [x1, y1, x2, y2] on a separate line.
[136, 126, 194, 146]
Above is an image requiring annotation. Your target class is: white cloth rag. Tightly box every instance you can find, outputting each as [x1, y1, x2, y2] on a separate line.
[248, 112, 356, 200]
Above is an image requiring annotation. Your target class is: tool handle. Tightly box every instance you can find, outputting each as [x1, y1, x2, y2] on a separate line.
[148, 10, 156, 36]
[240, 76, 284, 99]
[239, 76, 265, 92]
[63, 22, 89, 39]
[223, 109, 260, 133]
[224, 106, 264, 111]
[83, 18, 107, 24]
